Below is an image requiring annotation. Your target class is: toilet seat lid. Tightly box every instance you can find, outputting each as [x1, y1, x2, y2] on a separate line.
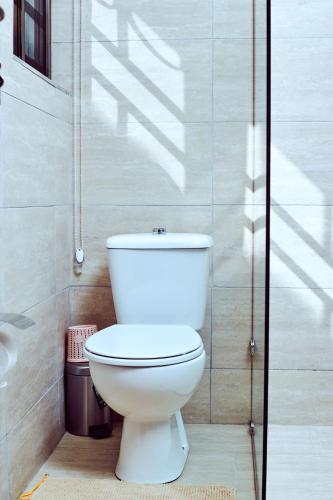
[84, 324, 202, 360]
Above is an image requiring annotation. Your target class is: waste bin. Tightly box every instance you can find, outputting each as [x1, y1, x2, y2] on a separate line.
[65, 361, 112, 438]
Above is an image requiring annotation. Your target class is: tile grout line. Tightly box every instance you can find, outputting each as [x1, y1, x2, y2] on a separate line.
[1, 90, 72, 124]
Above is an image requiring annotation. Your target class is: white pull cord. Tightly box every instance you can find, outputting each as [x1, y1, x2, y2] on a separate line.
[73, 0, 84, 274]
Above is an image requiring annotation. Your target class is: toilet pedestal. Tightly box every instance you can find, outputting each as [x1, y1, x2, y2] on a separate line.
[116, 411, 189, 483]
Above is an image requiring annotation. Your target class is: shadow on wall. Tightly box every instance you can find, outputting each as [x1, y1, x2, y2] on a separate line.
[269, 141, 333, 370]
[84, 2, 192, 198]
[80, 0, 263, 282]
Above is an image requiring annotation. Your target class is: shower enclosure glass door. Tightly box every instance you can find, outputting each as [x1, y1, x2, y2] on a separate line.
[250, 0, 270, 499]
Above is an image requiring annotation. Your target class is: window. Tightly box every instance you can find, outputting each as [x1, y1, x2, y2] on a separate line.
[14, 0, 51, 78]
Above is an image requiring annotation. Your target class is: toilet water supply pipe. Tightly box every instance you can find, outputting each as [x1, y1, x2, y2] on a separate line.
[73, 0, 84, 273]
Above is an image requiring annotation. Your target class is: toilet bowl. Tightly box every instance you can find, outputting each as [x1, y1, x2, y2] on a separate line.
[84, 324, 205, 483]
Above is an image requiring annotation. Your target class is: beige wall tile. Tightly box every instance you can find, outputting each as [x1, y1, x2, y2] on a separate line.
[1, 207, 56, 313]
[271, 122, 333, 206]
[2, 55, 71, 127]
[0, 436, 9, 500]
[255, 0, 268, 39]
[212, 287, 252, 369]
[1, 94, 72, 207]
[81, 0, 213, 41]
[270, 288, 333, 371]
[213, 123, 252, 205]
[52, 0, 74, 43]
[254, 39, 267, 124]
[270, 205, 333, 289]
[54, 122, 73, 207]
[211, 369, 251, 424]
[8, 383, 62, 499]
[5, 297, 59, 432]
[81, 39, 212, 124]
[272, 0, 333, 38]
[0, 382, 7, 441]
[82, 122, 213, 205]
[2, 75, 71, 125]
[70, 286, 116, 330]
[56, 290, 71, 377]
[252, 287, 266, 370]
[269, 370, 333, 425]
[74, 205, 212, 286]
[272, 38, 333, 121]
[253, 205, 266, 289]
[55, 206, 72, 292]
[213, 39, 252, 122]
[213, 0, 252, 38]
[200, 289, 212, 368]
[52, 43, 73, 94]
[182, 369, 210, 424]
[252, 369, 265, 425]
[213, 205, 253, 287]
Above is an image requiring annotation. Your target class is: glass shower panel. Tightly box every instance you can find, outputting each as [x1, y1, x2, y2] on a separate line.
[251, 0, 269, 499]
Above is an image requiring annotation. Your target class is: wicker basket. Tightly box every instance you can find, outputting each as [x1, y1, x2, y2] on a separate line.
[67, 325, 97, 362]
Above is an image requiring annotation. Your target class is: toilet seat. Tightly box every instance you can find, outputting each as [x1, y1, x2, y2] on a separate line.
[84, 324, 204, 367]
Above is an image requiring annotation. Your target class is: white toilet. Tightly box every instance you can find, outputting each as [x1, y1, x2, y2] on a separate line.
[84, 231, 213, 484]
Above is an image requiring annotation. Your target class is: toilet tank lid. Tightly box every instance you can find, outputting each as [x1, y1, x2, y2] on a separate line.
[106, 233, 213, 249]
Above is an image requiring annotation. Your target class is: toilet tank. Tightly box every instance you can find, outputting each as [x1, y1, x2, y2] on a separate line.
[106, 232, 213, 330]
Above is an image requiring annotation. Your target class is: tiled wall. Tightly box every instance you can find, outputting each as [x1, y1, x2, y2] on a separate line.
[71, 0, 261, 424]
[0, 1, 73, 497]
[269, 0, 333, 424]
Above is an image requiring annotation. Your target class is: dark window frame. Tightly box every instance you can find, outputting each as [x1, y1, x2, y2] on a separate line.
[14, 0, 51, 78]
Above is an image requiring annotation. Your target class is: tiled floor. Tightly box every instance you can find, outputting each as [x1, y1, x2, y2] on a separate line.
[267, 425, 333, 500]
[26, 423, 333, 500]
[29, 423, 256, 500]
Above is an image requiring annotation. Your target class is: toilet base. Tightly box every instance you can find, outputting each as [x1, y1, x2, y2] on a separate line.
[116, 411, 189, 484]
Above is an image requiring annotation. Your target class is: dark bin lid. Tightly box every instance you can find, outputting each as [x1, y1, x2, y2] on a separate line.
[66, 361, 90, 376]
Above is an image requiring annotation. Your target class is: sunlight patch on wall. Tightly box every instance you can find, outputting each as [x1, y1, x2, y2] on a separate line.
[271, 144, 323, 205]
[91, 0, 118, 41]
[128, 38, 184, 111]
[245, 123, 255, 205]
[243, 205, 255, 260]
[271, 203, 331, 289]
[90, 39, 184, 123]
[90, 79, 119, 127]
[128, 116, 186, 192]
